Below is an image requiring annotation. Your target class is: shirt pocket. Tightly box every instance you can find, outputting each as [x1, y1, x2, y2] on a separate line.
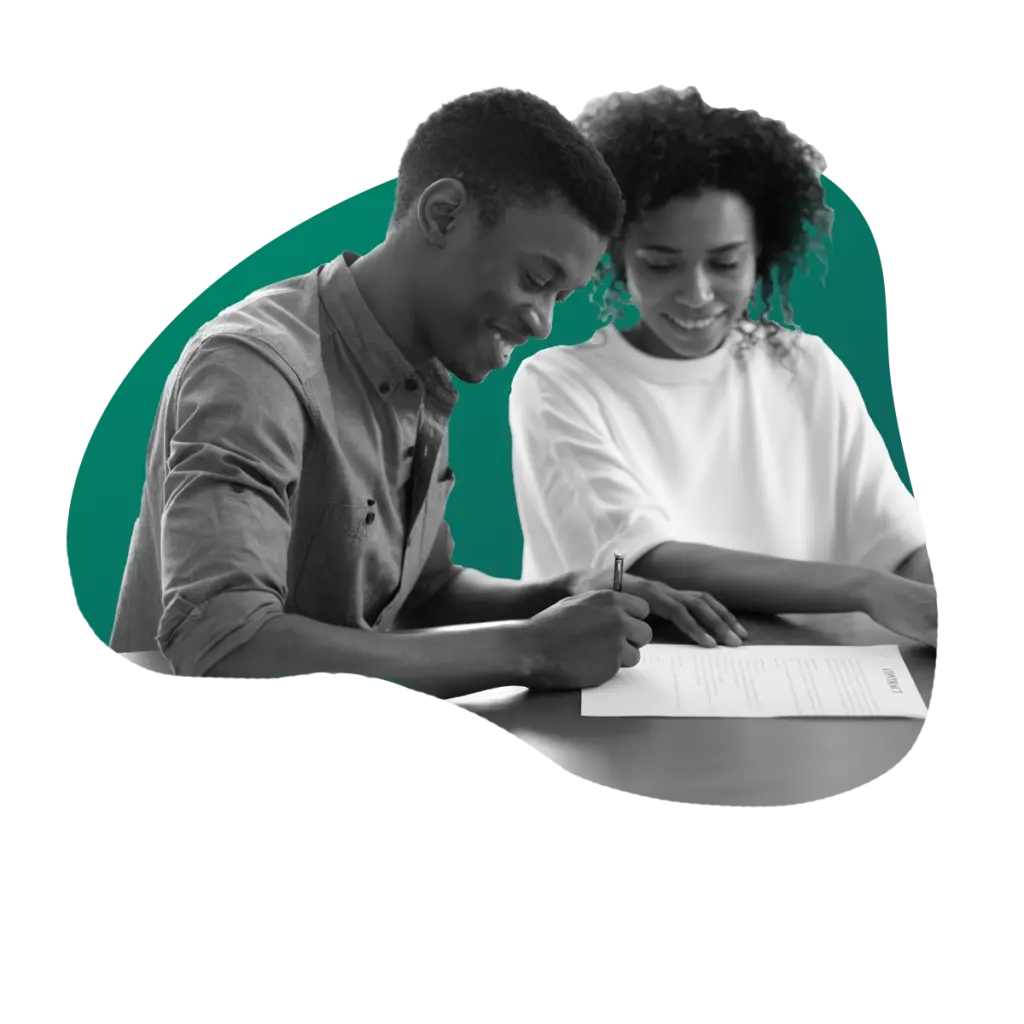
[291, 500, 380, 624]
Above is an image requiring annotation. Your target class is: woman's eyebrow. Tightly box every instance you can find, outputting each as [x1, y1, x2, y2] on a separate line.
[635, 240, 750, 256]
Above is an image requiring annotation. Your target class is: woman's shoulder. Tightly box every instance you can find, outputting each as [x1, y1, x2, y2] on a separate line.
[516, 327, 617, 387]
[521, 326, 615, 367]
[511, 330, 617, 420]
[743, 324, 844, 379]
[742, 325, 870, 422]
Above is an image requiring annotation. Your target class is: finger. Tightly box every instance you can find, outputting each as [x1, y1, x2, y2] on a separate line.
[620, 641, 642, 668]
[622, 615, 654, 648]
[611, 592, 651, 620]
[683, 596, 744, 646]
[663, 603, 717, 647]
[655, 593, 737, 647]
[697, 593, 748, 639]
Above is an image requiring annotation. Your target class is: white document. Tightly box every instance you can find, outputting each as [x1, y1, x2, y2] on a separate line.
[581, 644, 927, 719]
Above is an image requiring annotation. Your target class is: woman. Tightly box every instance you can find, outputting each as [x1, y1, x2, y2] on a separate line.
[508, 87, 937, 645]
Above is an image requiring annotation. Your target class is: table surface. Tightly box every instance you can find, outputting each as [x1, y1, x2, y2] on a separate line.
[121, 612, 935, 807]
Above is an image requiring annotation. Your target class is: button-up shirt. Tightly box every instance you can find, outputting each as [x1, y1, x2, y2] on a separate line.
[110, 251, 461, 675]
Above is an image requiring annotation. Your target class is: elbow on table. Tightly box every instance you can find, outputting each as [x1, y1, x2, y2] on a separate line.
[158, 589, 284, 677]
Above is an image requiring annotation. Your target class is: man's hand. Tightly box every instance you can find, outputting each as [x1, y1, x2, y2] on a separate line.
[566, 568, 747, 648]
[522, 591, 653, 691]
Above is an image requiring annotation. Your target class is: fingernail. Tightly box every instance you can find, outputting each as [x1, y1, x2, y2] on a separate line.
[726, 635, 742, 647]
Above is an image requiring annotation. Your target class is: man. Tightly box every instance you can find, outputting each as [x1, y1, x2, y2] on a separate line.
[111, 88, 745, 696]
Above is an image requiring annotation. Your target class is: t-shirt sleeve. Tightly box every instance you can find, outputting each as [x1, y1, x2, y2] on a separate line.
[509, 357, 678, 578]
[823, 343, 927, 571]
[156, 336, 306, 675]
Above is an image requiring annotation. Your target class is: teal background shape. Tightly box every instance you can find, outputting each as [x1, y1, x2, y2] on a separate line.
[67, 177, 910, 645]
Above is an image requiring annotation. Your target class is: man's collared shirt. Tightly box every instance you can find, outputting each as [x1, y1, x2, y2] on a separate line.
[110, 251, 461, 676]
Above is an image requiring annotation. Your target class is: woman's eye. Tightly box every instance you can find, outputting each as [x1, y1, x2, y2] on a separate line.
[711, 262, 741, 272]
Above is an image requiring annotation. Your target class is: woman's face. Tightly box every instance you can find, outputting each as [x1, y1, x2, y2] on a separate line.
[621, 190, 759, 359]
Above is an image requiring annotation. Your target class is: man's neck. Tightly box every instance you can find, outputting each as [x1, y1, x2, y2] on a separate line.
[348, 240, 433, 367]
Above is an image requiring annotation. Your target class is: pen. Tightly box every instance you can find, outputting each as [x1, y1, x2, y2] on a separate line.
[613, 552, 624, 592]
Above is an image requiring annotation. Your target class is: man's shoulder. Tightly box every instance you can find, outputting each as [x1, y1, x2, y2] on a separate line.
[193, 266, 325, 385]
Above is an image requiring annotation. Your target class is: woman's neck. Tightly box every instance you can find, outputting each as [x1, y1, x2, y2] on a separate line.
[622, 318, 731, 361]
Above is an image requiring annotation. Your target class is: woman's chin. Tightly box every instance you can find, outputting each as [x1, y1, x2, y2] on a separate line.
[652, 329, 729, 360]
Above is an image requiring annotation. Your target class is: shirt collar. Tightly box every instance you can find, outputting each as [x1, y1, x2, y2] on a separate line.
[318, 251, 458, 410]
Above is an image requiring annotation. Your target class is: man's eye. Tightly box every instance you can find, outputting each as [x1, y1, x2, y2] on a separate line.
[524, 274, 550, 290]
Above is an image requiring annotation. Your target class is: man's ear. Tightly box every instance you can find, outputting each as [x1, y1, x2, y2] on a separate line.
[416, 178, 470, 247]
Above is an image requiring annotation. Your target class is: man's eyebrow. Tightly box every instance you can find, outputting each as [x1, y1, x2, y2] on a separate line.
[527, 254, 598, 292]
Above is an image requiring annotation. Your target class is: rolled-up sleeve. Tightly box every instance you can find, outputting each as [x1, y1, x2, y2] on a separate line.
[510, 361, 677, 580]
[157, 336, 308, 676]
[828, 346, 927, 572]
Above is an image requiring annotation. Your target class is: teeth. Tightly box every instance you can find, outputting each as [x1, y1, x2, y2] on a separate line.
[666, 312, 720, 331]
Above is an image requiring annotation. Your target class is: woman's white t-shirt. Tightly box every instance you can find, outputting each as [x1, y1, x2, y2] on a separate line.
[509, 324, 925, 582]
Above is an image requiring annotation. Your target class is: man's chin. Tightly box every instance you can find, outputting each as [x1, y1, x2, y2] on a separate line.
[449, 363, 490, 385]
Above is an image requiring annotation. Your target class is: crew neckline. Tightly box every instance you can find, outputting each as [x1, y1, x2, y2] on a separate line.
[594, 323, 742, 384]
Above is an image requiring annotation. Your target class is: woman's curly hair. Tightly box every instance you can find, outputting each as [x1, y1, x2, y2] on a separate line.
[574, 87, 833, 341]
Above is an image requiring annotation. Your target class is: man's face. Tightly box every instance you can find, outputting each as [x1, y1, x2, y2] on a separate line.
[418, 196, 606, 383]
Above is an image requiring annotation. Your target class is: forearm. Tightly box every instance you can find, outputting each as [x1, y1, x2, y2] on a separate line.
[206, 612, 535, 697]
[893, 545, 933, 585]
[631, 542, 879, 615]
[401, 567, 570, 627]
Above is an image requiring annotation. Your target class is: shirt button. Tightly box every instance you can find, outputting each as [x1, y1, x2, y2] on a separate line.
[378, 382, 390, 394]
[365, 511, 376, 524]
[405, 446, 415, 458]
[367, 498, 375, 506]
[405, 378, 419, 391]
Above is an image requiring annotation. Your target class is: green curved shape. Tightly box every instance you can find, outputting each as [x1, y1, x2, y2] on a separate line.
[67, 176, 910, 645]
